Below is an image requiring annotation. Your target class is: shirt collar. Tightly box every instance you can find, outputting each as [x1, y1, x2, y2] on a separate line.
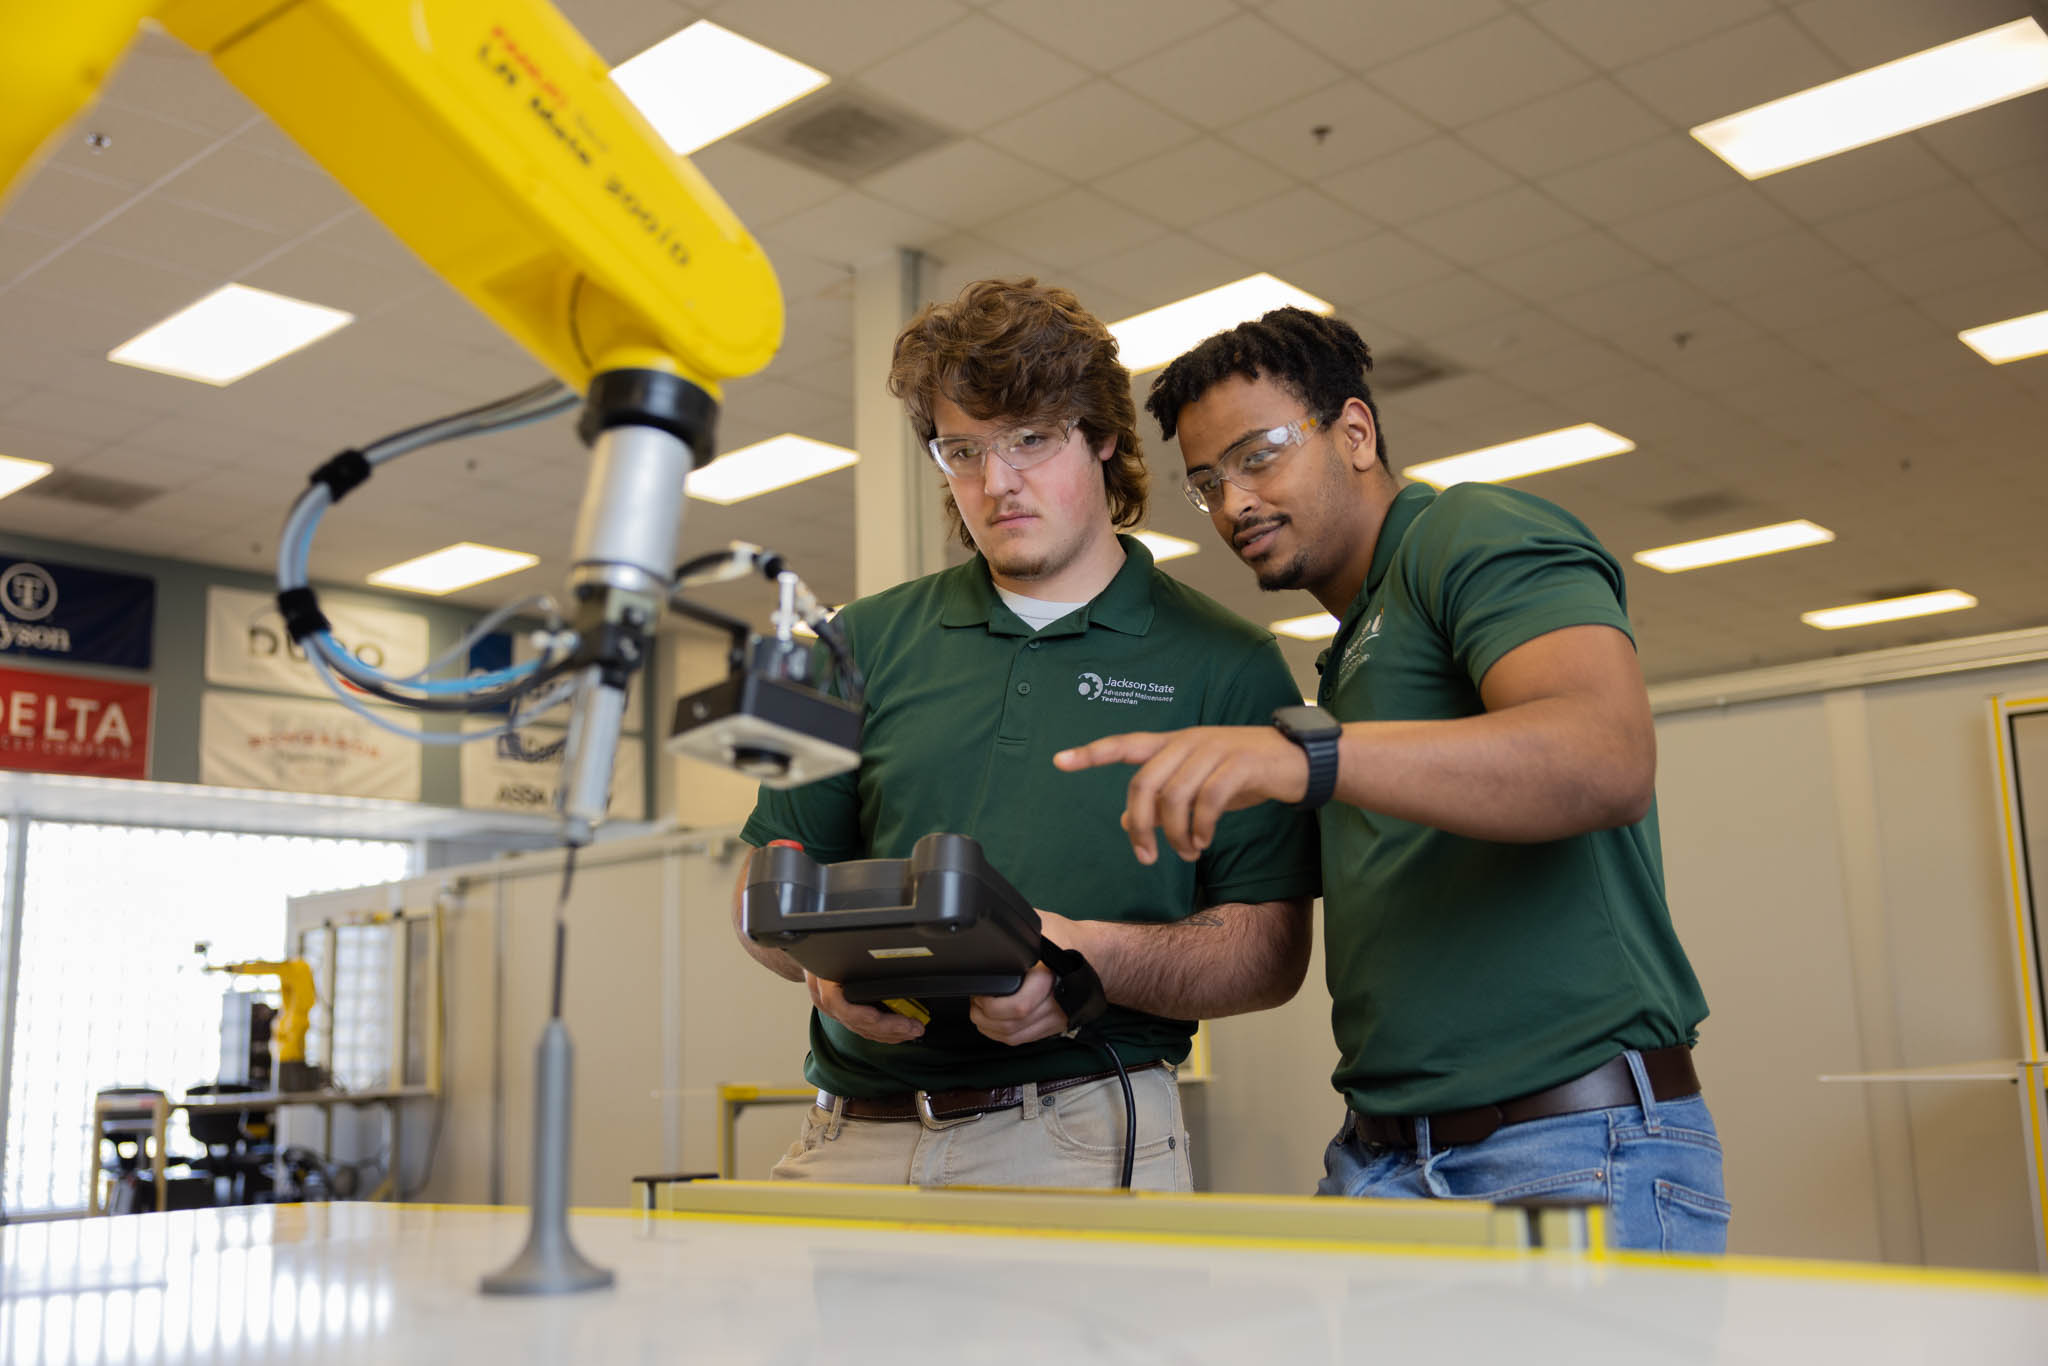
[938, 534, 1157, 637]
[1315, 483, 1435, 677]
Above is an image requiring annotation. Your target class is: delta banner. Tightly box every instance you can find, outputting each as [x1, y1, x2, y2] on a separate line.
[204, 585, 430, 700]
[466, 630, 642, 733]
[457, 716, 645, 819]
[0, 664, 153, 779]
[199, 691, 421, 801]
[0, 555, 155, 670]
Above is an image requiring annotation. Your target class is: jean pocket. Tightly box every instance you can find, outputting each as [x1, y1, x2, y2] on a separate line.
[1654, 1178, 1732, 1254]
[1455, 1166, 1608, 1204]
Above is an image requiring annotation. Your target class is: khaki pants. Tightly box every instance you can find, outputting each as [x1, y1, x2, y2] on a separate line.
[770, 1066, 1193, 1191]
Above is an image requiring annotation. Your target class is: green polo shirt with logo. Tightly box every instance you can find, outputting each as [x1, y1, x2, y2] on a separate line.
[743, 536, 1321, 1097]
[1317, 482, 1708, 1116]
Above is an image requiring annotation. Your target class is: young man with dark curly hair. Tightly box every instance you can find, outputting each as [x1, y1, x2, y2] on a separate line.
[1058, 308, 1727, 1251]
[732, 280, 1320, 1190]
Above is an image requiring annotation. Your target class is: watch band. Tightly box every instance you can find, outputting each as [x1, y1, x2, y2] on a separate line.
[1272, 707, 1340, 810]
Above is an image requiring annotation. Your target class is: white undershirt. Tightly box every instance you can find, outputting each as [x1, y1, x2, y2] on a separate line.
[995, 585, 1091, 632]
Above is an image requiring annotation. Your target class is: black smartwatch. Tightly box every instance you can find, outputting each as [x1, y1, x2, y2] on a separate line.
[1272, 705, 1341, 810]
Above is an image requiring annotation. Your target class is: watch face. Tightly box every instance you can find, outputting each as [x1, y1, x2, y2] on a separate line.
[1274, 705, 1340, 739]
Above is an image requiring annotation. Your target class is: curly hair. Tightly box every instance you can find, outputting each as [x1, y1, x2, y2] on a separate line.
[890, 278, 1147, 550]
[1143, 307, 1387, 464]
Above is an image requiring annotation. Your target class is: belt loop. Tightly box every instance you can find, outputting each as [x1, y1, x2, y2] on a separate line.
[823, 1092, 847, 1141]
[1413, 1114, 1434, 1162]
[1020, 1080, 1041, 1122]
[1622, 1049, 1661, 1134]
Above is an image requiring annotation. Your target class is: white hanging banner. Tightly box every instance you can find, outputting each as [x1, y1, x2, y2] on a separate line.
[204, 585, 431, 700]
[458, 717, 646, 820]
[200, 691, 422, 801]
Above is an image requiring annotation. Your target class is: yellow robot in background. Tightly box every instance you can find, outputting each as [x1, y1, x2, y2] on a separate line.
[206, 958, 320, 1092]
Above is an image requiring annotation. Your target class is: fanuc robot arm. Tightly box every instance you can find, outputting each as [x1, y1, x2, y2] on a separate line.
[1, 0, 860, 843]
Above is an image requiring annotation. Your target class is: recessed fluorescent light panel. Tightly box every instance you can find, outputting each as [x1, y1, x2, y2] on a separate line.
[108, 283, 353, 385]
[1633, 520, 1835, 574]
[1111, 274, 1332, 374]
[1801, 589, 1977, 631]
[1132, 530, 1199, 563]
[1270, 612, 1340, 641]
[613, 20, 830, 156]
[0, 454, 53, 500]
[1959, 308, 2048, 365]
[368, 543, 539, 595]
[686, 434, 857, 505]
[1692, 18, 2048, 179]
[1402, 424, 1634, 489]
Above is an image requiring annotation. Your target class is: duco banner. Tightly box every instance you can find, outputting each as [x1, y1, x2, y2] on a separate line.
[0, 556, 155, 670]
[0, 663, 153, 779]
[205, 585, 429, 699]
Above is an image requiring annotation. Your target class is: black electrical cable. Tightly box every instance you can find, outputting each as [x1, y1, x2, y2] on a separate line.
[1089, 1038, 1137, 1190]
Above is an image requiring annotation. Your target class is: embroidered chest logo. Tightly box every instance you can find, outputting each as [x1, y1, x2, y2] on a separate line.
[1075, 671, 1176, 706]
[1337, 610, 1383, 687]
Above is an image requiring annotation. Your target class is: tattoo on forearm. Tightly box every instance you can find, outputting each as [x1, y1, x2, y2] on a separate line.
[1182, 910, 1226, 927]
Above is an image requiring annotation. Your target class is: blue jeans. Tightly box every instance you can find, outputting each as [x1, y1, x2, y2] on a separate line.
[1317, 1050, 1731, 1253]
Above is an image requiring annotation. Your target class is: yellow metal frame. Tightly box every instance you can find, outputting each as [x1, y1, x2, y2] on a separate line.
[1989, 692, 2048, 1270]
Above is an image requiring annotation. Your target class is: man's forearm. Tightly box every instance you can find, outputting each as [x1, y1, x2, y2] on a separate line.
[1060, 897, 1312, 1020]
[730, 851, 806, 982]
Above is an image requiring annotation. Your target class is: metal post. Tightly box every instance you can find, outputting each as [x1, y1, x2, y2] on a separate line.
[0, 817, 30, 1215]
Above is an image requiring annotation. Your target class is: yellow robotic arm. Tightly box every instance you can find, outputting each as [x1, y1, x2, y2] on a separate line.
[207, 958, 318, 1090]
[1, 0, 801, 842]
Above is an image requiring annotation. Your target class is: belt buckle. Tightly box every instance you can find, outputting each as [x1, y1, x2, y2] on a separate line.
[914, 1091, 981, 1130]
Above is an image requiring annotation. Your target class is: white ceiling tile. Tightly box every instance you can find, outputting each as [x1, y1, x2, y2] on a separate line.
[1672, 229, 1853, 301]
[39, 106, 222, 192]
[1362, 271, 1524, 336]
[1322, 137, 1512, 223]
[1865, 228, 2048, 302]
[686, 142, 845, 229]
[763, 190, 946, 266]
[1119, 15, 1345, 130]
[1784, 0, 2024, 69]
[94, 29, 261, 135]
[1284, 232, 1459, 307]
[1430, 307, 1594, 374]
[1813, 184, 2010, 264]
[1913, 90, 2048, 180]
[1911, 271, 2048, 332]
[1526, 0, 1775, 69]
[1781, 302, 1947, 368]
[1090, 138, 1293, 227]
[1458, 79, 1668, 180]
[1076, 234, 1250, 313]
[1477, 231, 1655, 303]
[0, 166, 138, 240]
[1490, 339, 1645, 395]
[1604, 304, 1764, 373]
[13, 245, 212, 327]
[1728, 266, 1899, 332]
[0, 225, 59, 283]
[1613, 14, 1844, 128]
[158, 144, 354, 236]
[862, 16, 1090, 133]
[0, 414, 102, 467]
[1220, 80, 1435, 180]
[861, 141, 1064, 229]
[1409, 186, 1587, 267]
[554, 0, 700, 65]
[1366, 14, 1593, 128]
[710, 0, 970, 76]
[921, 230, 1057, 300]
[1540, 135, 1731, 223]
[972, 189, 1167, 269]
[87, 197, 285, 281]
[1607, 184, 1798, 265]
[1381, 372, 1532, 426]
[3, 390, 159, 446]
[1190, 188, 1374, 266]
[0, 499, 112, 542]
[981, 81, 1195, 182]
[1752, 137, 1959, 224]
[1976, 161, 2048, 225]
[1261, 0, 1508, 71]
[1546, 268, 1713, 334]
[985, 0, 1237, 72]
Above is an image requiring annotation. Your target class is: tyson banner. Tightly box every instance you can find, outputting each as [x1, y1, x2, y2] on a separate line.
[0, 663, 153, 779]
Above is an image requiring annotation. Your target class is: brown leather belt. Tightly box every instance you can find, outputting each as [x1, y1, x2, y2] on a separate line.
[1351, 1045, 1700, 1150]
[818, 1060, 1168, 1124]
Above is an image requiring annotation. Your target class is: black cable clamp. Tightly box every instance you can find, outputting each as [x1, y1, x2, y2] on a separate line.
[1041, 937, 1109, 1039]
[275, 587, 330, 644]
[309, 448, 373, 501]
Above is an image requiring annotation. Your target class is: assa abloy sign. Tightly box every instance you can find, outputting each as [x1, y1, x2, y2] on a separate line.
[0, 557, 156, 671]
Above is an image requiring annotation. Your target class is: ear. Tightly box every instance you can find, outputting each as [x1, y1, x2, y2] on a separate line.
[1336, 397, 1378, 473]
[1092, 432, 1116, 464]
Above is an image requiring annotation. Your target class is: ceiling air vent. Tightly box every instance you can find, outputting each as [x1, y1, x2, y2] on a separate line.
[1371, 349, 1458, 393]
[740, 88, 954, 181]
[21, 471, 163, 511]
[1654, 491, 1748, 523]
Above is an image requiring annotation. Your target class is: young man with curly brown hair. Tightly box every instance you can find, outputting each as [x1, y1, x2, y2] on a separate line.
[732, 279, 1320, 1190]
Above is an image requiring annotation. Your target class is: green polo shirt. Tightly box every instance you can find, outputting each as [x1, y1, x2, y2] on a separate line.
[1317, 482, 1708, 1116]
[743, 536, 1321, 1097]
